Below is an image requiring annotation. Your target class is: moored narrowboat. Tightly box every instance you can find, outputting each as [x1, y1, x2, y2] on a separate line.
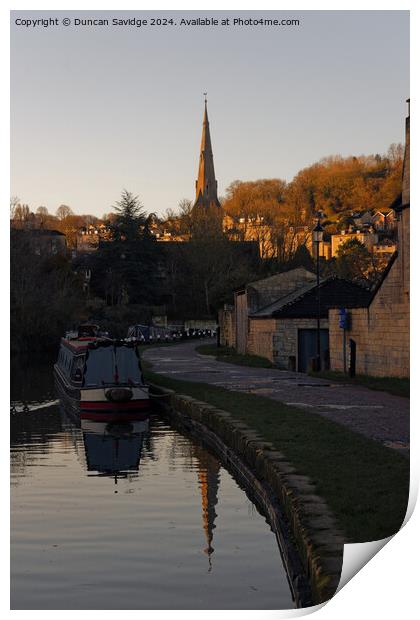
[54, 330, 150, 422]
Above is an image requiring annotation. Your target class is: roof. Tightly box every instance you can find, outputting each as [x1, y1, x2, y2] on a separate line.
[251, 277, 371, 319]
[247, 267, 315, 291]
[251, 279, 322, 317]
[61, 336, 100, 352]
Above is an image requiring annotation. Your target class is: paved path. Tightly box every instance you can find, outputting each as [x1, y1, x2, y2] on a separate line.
[144, 340, 410, 455]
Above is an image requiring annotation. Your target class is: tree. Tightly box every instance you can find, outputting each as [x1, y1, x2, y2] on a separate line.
[108, 189, 147, 242]
[288, 244, 314, 271]
[286, 149, 403, 225]
[35, 206, 49, 228]
[81, 190, 160, 307]
[335, 239, 373, 283]
[10, 196, 20, 219]
[223, 179, 288, 224]
[56, 204, 73, 220]
[10, 230, 84, 352]
[12, 203, 31, 226]
[165, 235, 259, 318]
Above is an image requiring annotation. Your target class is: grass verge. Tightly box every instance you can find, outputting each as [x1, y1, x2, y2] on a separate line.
[196, 344, 274, 368]
[143, 361, 409, 543]
[310, 370, 409, 398]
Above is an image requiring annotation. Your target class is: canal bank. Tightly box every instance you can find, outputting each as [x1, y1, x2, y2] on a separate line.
[143, 340, 410, 604]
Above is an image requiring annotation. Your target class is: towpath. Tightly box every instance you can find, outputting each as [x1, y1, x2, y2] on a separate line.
[143, 340, 410, 455]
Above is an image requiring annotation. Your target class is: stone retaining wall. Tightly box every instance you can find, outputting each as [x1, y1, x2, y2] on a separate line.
[150, 384, 345, 606]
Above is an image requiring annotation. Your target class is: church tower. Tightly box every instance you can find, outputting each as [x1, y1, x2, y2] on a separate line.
[193, 97, 222, 212]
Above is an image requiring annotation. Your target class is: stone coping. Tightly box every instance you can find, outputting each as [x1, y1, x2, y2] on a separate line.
[149, 383, 345, 607]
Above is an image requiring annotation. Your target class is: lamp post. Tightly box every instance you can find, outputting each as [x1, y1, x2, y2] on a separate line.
[312, 214, 324, 372]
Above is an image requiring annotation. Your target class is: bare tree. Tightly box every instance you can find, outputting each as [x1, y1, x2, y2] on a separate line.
[10, 196, 20, 219]
[56, 204, 73, 220]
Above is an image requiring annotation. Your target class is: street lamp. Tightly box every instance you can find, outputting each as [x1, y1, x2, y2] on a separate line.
[312, 213, 324, 372]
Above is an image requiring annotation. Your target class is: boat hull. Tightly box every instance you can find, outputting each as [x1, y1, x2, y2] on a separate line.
[54, 364, 151, 422]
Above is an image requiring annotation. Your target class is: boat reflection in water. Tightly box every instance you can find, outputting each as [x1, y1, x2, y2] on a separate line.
[12, 357, 295, 610]
[80, 418, 150, 482]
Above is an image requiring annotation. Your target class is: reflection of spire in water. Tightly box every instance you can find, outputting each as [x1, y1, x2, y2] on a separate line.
[194, 445, 221, 571]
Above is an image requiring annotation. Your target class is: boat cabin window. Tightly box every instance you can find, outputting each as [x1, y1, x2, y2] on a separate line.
[84, 346, 142, 387]
[71, 355, 85, 383]
[58, 346, 73, 374]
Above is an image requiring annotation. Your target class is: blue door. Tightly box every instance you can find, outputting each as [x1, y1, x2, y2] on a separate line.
[297, 329, 329, 373]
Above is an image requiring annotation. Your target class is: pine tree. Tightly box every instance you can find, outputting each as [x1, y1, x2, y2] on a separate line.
[109, 190, 147, 242]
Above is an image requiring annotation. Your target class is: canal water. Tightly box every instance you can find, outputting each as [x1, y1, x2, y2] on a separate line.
[11, 356, 294, 610]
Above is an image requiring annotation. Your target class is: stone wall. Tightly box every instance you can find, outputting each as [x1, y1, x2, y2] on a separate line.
[229, 268, 317, 357]
[247, 318, 277, 362]
[273, 318, 329, 370]
[248, 317, 329, 369]
[235, 291, 248, 354]
[329, 256, 409, 377]
[218, 306, 235, 348]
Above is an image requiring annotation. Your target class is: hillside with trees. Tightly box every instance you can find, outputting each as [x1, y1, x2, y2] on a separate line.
[10, 143, 403, 350]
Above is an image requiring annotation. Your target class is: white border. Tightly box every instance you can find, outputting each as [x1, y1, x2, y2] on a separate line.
[3, 2, 417, 619]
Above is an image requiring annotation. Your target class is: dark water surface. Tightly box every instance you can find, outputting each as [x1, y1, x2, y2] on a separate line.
[11, 356, 294, 610]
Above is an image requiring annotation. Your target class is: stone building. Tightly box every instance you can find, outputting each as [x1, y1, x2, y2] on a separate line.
[372, 209, 396, 232]
[248, 278, 370, 371]
[218, 267, 317, 353]
[328, 103, 410, 378]
[330, 229, 379, 257]
[76, 223, 110, 254]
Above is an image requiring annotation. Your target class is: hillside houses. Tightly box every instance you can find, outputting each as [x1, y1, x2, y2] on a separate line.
[219, 103, 409, 379]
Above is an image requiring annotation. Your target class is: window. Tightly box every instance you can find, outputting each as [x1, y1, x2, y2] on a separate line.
[84, 347, 141, 386]
[71, 356, 85, 382]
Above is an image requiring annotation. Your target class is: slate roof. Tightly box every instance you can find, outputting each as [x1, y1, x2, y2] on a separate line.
[251, 279, 322, 317]
[250, 277, 372, 319]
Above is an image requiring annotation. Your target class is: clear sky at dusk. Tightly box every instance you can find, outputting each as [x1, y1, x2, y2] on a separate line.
[11, 10, 409, 217]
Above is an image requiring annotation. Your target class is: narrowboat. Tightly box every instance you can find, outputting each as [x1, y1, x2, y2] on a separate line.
[54, 326, 150, 422]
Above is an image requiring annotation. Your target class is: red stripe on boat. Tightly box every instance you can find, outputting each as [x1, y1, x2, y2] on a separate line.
[80, 411, 150, 422]
[81, 399, 150, 411]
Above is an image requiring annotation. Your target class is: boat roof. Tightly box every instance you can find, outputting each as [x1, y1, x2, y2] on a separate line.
[61, 336, 106, 352]
[61, 336, 139, 353]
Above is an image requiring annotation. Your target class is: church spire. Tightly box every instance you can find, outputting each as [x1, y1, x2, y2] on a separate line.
[193, 96, 221, 210]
